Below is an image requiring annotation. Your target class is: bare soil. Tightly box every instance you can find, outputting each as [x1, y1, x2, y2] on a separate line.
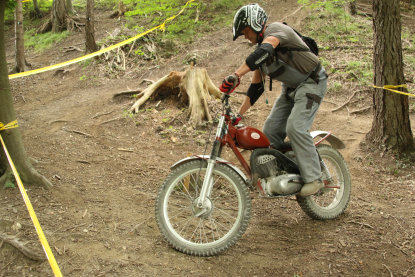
[2, 1, 415, 276]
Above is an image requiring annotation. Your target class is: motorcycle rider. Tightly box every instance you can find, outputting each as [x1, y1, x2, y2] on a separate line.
[219, 4, 328, 196]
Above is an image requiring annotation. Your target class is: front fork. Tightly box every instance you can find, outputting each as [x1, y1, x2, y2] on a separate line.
[196, 116, 226, 210]
[320, 155, 333, 185]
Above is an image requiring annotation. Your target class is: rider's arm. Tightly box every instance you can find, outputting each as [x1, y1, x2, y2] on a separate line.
[236, 36, 280, 115]
[263, 36, 280, 48]
[239, 96, 252, 116]
[238, 70, 264, 115]
[235, 36, 280, 77]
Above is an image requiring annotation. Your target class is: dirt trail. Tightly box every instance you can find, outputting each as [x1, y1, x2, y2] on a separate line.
[2, 1, 415, 276]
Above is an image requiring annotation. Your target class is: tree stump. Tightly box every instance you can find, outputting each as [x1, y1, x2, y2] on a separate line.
[110, 1, 127, 18]
[128, 67, 221, 127]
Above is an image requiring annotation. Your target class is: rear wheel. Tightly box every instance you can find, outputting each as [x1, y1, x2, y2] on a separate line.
[155, 160, 251, 256]
[296, 144, 351, 220]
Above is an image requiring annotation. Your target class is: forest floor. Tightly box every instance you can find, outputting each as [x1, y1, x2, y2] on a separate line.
[2, 0, 415, 276]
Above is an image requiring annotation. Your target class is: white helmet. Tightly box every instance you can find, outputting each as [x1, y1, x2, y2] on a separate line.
[233, 4, 268, 41]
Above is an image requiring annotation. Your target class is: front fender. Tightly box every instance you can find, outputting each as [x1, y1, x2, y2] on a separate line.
[311, 131, 346, 149]
[171, 155, 250, 185]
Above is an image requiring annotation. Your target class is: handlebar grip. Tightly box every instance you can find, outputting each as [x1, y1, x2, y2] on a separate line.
[221, 94, 229, 102]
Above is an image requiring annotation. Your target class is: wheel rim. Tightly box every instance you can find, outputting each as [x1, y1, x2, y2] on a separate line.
[311, 154, 344, 209]
[162, 167, 243, 247]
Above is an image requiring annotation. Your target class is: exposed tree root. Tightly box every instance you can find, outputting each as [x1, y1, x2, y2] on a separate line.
[36, 15, 84, 34]
[130, 71, 185, 113]
[123, 67, 221, 127]
[0, 234, 45, 261]
[36, 18, 52, 34]
[0, 165, 52, 189]
[23, 166, 53, 189]
[0, 169, 11, 187]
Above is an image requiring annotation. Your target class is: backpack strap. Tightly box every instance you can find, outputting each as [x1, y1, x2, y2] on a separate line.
[275, 22, 314, 57]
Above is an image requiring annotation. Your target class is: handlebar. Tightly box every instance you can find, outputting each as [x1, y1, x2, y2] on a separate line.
[221, 94, 232, 117]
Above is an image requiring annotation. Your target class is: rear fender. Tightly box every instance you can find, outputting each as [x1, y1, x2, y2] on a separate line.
[311, 131, 346, 149]
[171, 155, 250, 185]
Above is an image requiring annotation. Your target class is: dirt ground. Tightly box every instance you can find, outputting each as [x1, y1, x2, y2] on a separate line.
[2, 1, 415, 276]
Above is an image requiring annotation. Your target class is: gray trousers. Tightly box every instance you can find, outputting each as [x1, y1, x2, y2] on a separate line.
[263, 69, 328, 183]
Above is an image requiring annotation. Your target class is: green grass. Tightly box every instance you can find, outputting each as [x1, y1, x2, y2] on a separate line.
[299, 1, 375, 87]
[344, 59, 373, 86]
[299, 1, 372, 46]
[24, 29, 71, 53]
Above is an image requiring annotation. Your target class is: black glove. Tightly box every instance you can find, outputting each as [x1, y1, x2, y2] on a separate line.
[219, 73, 240, 95]
[231, 113, 243, 126]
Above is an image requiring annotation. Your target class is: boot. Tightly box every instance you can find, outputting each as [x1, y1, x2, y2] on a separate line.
[299, 179, 324, 196]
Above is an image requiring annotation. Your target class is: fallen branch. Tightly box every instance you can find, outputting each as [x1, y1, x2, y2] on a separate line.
[128, 216, 152, 234]
[383, 264, 393, 277]
[0, 234, 45, 261]
[118, 148, 133, 152]
[64, 223, 87, 231]
[323, 100, 339, 106]
[331, 90, 360, 112]
[99, 117, 121, 125]
[48, 120, 72, 125]
[92, 110, 114, 119]
[350, 106, 372, 114]
[347, 220, 374, 229]
[64, 129, 93, 137]
[113, 89, 143, 98]
[53, 67, 76, 76]
[127, 40, 136, 58]
[281, 6, 302, 22]
[341, 252, 360, 267]
[64, 46, 83, 52]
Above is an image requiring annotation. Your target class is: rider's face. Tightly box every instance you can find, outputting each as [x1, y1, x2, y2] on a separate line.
[241, 27, 257, 44]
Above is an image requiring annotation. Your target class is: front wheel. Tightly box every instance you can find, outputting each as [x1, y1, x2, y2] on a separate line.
[155, 160, 251, 256]
[296, 144, 351, 220]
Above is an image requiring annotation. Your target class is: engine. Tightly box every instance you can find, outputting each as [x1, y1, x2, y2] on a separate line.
[256, 155, 280, 178]
[256, 154, 303, 196]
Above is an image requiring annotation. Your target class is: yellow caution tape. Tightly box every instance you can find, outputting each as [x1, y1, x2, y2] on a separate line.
[9, 0, 195, 80]
[0, 132, 62, 277]
[373, 84, 415, 97]
[0, 120, 18, 131]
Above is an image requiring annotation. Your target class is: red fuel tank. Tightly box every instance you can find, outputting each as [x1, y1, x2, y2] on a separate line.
[235, 127, 270, 150]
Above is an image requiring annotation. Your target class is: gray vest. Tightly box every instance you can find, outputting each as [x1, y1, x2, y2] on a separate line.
[261, 55, 309, 88]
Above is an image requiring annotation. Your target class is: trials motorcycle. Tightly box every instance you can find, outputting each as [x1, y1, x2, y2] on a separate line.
[155, 95, 351, 256]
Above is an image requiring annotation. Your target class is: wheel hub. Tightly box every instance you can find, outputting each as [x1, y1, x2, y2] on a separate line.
[191, 197, 213, 218]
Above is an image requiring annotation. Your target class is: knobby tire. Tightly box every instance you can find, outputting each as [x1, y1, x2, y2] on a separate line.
[296, 144, 351, 220]
[155, 160, 251, 256]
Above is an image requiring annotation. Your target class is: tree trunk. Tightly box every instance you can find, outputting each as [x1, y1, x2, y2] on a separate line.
[110, 1, 126, 18]
[32, 0, 41, 18]
[0, 1, 52, 189]
[366, 0, 413, 151]
[85, 0, 97, 54]
[52, 0, 66, 32]
[66, 0, 76, 15]
[14, 0, 26, 73]
[349, 0, 357, 15]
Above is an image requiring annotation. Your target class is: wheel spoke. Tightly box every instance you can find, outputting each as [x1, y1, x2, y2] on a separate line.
[215, 206, 238, 222]
[156, 161, 251, 256]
